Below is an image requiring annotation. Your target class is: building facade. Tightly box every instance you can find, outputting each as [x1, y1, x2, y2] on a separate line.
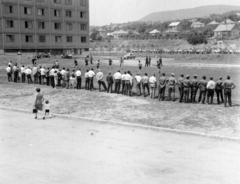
[0, 0, 89, 55]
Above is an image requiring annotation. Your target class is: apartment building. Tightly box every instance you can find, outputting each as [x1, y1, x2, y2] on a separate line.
[0, 0, 89, 55]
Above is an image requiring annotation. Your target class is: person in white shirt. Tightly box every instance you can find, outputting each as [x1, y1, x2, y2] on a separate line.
[6, 65, 12, 82]
[124, 71, 132, 96]
[43, 100, 51, 119]
[39, 66, 46, 85]
[49, 67, 56, 88]
[207, 77, 216, 104]
[75, 68, 82, 90]
[121, 71, 127, 95]
[113, 70, 122, 94]
[96, 69, 107, 92]
[88, 68, 95, 91]
[25, 67, 33, 84]
[20, 65, 26, 83]
[135, 73, 142, 96]
[142, 73, 150, 97]
[60, 68, 66, 87]
[149, 74, 157, 99]
[85, 69, 89, 90]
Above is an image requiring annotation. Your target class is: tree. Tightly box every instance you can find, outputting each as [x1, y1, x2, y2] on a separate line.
[90, 29, 102, 41]
[187, 31, 208, 45]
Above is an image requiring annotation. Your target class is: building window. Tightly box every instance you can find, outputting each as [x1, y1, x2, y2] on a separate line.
[39, 35, 46, 43]
[54, 23, 61, 30]
[80, 0, 87, 6]
[80, 12, 86, 18]
[24, 7, 32, 15]
[37, 9, 44, 16]
[26, 35, 33, 43]
[54, 0, 61, 4]
[5, 20, 14, 28]
[25, 21, 33, 29]
[6, 35, 15, 42]
[66, 23, 72, 30]
[54, 10, 61, 17]
[5, 6, 13, 14]
[38, 22, 45, 29]
[66, 36, 73, 42]
[65, 0, 72, 5]
[66, 10, 72, 17]
[81, 24, 87, 31]
[81, 37, 87, 43]
[55, 36, 62, 43]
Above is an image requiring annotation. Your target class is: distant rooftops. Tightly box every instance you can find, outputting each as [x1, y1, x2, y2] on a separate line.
[214, 24, 235, 32]
[169, 22, 180, 26]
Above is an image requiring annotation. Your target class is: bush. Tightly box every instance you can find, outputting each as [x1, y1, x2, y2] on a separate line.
[187, 32, 208, 45]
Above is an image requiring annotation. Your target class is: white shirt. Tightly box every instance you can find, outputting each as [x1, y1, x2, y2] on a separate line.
[129, 75, 133, 85]
[40, 68, 45, 75]
[32, 67, 38, 75]
[50, 69, 55, 76]
[149, 76, 157, 84]
[25, 68, 32, 75]
[113, 72, 121, 80]
[61, 70, 66, 76]
[121, 74, 126, 80]
[75, 70, 81, 77]
[6, 67, 11, 73]
[96, 72, 103, 81]
[85, 72, 89, 78]
[207, 80, 216, 89]
[135, 75, 142, 83]
[44, 103, 50, 110]
[125, 74, 131, 81]
[88, 70, 95, 77]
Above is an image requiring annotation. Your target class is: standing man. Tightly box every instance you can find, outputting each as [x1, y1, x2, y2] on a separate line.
[121, 72, 127, 95]
[88, 68, 95, 91]
[25, 67, 33, 84]
[168, 73, 177, 101]
[158, 73, 167, 101]
[32, 65, 38, 84]
[207, 77, 216, 105]
[177, 74, 184, 103]
[50, 67, 56, 88]
[191, 75, 198, 103]
[142, 73, 150, 97]
[148, 56, 151, 67]
[145, 56, 148, 67]
[138, 60, 142, 73]
[13, 64, 18, 83]
[75, 68, 82, 90]
[108, 58, 113, 69]
[182, 75, 192, 103]
[6, 65, 12, 82]
[39, 66, 46, 85]
[135, 73, 142, 96]
[149, 73, 157, 99]
[65, 69, 70, 89]
[222, 75, 236, 107]
[20, 65, 26, 83]
[198, 76, 208, 104]
[215, 77, 224, 104]
[120, 56, 124, 70]
[60, 67, 66, 87]
[46, 68, 50, 86]
[113, 70, 121, 94]
[106, 72, 114, 93]
[85, 69, 89, 90]
[125, 71, 132, 96]
[96, 69, 107, 92]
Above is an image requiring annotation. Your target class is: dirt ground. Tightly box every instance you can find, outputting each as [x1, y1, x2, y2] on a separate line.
[1, 109, 240, 184]
[0, 55, 240, 138]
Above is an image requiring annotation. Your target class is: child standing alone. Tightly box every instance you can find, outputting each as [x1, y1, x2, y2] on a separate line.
[43, 100, 51, 119]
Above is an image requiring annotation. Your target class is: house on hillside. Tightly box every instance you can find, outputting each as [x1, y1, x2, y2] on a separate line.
[221, 19, 235, 24]
[163, 29, 179, 37]
[208, 21, 220, 26]
[149, 29, 161, 35]
[169, 22, 181, 30]
[191, 21, 205, 28]
[214, 24, 240, 39]
[112, 29, 128, 39]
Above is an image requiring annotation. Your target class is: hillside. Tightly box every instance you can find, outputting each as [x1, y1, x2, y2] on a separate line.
[140, 5, 240, 22]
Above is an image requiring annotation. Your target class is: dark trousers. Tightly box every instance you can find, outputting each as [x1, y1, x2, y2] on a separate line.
[58, 78, 62, 86]
[191, 87, 198, 103]
[114, 79, 121, 94]
[14, 71, 18, 83]
[198, 90, 206, 103]
[21, 73, 26, 83]
[179, 87, 184, 102]
[121, 81, 126, 94]
[224, 89, 232, 107]
[125, 81, 131, 96]
[98, 80, 107, 91]
[207, 89, 214, 104]
[89, 77, 94, 91]
[27, 74, 33, 84]
[85, 78, 89, 90]
[107, 83, 113, 93]
[46, 76, 50, 86]
[39, 75, 42, 85]
[137, 83, 142, 95]
[158, 86, 165, 100]
[216, 89, 224, 104]
[7, 73, 12, 82]
[34, 75, 38, 84]
[142, 83, 149, 97]
[183, 88, 190, 103]
[50, 76, 55, 88]
[168, 86, 175, 101]
[41, 75, 45, 85]
[77, 77, 82, 89]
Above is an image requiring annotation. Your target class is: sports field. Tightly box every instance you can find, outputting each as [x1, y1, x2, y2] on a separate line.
[0, 54, 240, 138]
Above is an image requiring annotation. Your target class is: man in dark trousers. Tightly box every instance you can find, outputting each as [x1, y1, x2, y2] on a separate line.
[182, 75, 192, 103]
[215, 77, 224, 104]
[106, 72, 114, 93]
[113, 70, 121, 94]
[222, 75, 236, 107]
[96, 69, 107, 92]
[75, 68, 82, 90]
[191, 75, 198, 103]
[158, 73, 167, 101]
[142, 73, 149, 97]
[145, 56, 148, 67]
[177, 74, 184, 103]
[198, 76, 207, 104]
[85, 69, 89, 90]
[207, 77, 216, 104]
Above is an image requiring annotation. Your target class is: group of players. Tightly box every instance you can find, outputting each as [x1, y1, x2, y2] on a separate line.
[5, 56, 236, 107]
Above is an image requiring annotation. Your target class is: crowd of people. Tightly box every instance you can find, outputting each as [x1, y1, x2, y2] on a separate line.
[5, 58, 236, 108]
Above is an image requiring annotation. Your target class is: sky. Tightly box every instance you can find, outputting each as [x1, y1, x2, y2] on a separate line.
[90, 0, 240, 26]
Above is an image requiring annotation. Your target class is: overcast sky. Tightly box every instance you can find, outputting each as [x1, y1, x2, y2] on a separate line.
[90, 0, 240, 26]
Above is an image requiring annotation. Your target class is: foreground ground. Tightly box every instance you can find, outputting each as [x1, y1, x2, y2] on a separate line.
[0, 109, 240, 184]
